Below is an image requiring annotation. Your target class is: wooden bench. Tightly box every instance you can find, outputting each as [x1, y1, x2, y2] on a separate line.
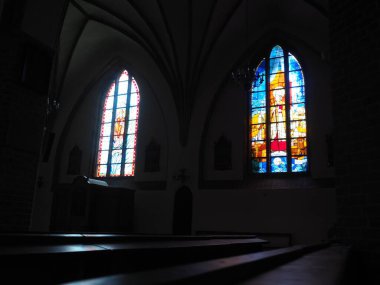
[64, 243, 350, 285]
[0, 234, 266, 283]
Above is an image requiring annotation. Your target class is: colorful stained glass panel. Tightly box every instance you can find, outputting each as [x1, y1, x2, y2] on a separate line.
[269, 56, 285, 74]
[288, 53, 302, 71]
[292, 156, 308, 172]
[271, 139, 287, 155]
[113, 121, 125, 136]
[290, 86, 305, 103]
[251, 92, 266, 108]
[112, 135, 124, 149]
[269, 45, 284, 58]
[288, 70, 304, 87]
[270, 106, 286, 122]
[251, 141, 266, 158]
[251, 124, 266, 141]
[290, 103, 306, 120]
[110, 164, 121, 176]
[270, 89, 286, 105]
[111, 150, 122, 164]
[271, 157, 287, 172]
[253, 60, 266, 93]
[270, 123, 287, 139]
[291, 138, 307, 155]
[251, 108, 266, 124]
[290, 120, 307, 137]
[252, 158, 267, 173]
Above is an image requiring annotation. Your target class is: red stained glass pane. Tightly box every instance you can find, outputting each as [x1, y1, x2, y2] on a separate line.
[271, 139, 287, 156]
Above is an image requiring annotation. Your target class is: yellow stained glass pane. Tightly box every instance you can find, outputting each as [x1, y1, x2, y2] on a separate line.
[251, 124, 266, 141]
[290, 120, 307, 137]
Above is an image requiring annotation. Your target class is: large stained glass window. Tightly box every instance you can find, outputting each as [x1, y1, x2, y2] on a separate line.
[250, 45, 308, 173]
[96, 70, 140, 177]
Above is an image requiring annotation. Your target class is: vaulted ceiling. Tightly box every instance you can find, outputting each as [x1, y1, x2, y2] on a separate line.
[23, 0, 329, 144]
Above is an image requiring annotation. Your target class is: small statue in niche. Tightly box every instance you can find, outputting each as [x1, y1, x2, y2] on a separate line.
[214, 135, 232, 170]
[145, 139, 160, 172]
[67, 145, 82, 175]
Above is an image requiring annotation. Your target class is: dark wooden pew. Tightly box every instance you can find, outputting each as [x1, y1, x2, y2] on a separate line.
[0, 234, 266, 284]
[65, 243, 350, 285]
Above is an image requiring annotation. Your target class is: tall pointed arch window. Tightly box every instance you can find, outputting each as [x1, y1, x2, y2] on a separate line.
[250, 45, 308, 173]
[96, 70, 140, 177]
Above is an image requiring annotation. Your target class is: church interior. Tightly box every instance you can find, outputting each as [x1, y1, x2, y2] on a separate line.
[0, 0, 379, 283]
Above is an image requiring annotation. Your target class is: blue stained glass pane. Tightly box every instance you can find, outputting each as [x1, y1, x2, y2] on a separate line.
[269, 56, 285, 74]
[271, 157, 287, 172]
[111, 150, 122, 163]
[110, 164, 121, 176]
[117, 95, 127, 108]
[290, 103, 306, 121]
[288, 70, 304, 87]
[292, 156, 308, 172]
[253, 60, 266, 92]
[252, 158, 267, 173]
[269, 45, 284, 58]
[251, 108, 266, 124]
[288, 53, 302, 71]
[290, 86, 305, 103]
[252, 92, 266, 108]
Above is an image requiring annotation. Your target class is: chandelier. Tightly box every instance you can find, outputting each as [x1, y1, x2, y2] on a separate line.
[231, 65, 264, 91]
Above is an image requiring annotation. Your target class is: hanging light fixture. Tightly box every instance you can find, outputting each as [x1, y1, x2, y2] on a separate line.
[231, 0, 264, 91]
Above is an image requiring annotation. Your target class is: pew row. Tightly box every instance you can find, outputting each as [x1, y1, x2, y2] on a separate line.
[66, 243, 350, 285]
[0, 234, 266, 284]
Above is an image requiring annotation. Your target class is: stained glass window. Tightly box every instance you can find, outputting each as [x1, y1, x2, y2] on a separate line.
[250, 45, 308, 173]
[96, 70, 140, 177]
